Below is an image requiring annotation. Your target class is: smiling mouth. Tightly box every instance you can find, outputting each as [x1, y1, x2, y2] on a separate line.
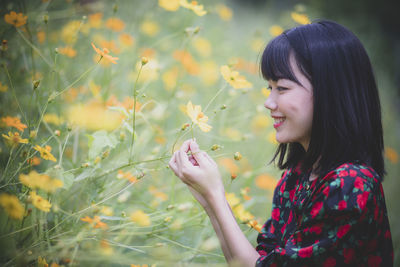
[273, 117, 286, 128]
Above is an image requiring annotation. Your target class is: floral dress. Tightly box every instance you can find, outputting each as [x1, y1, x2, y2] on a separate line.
[256, 163, 393, 267]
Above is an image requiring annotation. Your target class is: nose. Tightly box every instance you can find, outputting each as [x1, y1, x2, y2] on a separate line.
[264, 93, 277, 111]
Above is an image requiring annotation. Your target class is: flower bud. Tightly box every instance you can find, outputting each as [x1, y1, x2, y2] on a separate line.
[211, 144, 221, 151]
[231, 173, 237, 180]
[43, 14, 49, 24]
[33, 80, 40, 90]
[54, 130, 60, 136]
[141, 57, 148, 66]
[233, 152, 242, 161]
[181, 123, 190, 131]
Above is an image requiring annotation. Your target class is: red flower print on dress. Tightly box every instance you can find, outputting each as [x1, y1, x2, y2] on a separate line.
[354, 177, 364, 191]
[271, 208, 280, 221]
[337, 224, 351, 238]
[338, 200, 347, 210]
[367, 255, 382, 267]
[339, 170, 349, 177]
[309, 224, 322, 235]
[310, 202, 323, 218]
[349, 169, 357, 177]
[360, 168, 373, 178]
[298, 245, 313, 258]
[343, 248, 355, 264]
[323, 257, 336, 267]
[258, 250, 267, 256]
[357, 191, 370, 210]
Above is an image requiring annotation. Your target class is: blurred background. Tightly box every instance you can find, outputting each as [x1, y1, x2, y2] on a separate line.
[0, 0, 399, 266]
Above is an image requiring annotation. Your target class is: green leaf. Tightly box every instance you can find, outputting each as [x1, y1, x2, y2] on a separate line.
[87, 130, 118, 159]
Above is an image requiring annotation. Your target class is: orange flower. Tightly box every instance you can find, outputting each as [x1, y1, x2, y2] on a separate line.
[119, 33, 135, 47]
[58, 46, 77, 58]
[81, 215, 108, 229]
[117, 170, 137, 183]
[173, 50, 200, 75]
[255, 174, 277, 191]
[385, 147, 398, 164]
[1, 116, 27, 131]
[88, 13, 103, 28]
[91, 43, 118, 64]
[105, 17, 125, 32]
[4, 11, 27, 27]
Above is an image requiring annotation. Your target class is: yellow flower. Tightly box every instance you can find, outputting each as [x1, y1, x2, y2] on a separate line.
[269, 25, 284, 36]
[91, 43, 118, 64]
[58, 46, 77, 58]
[117, 170, 137, 183]
[38, 256, 48, 267]
[162, 66, 179, 91]
[130, 210, 151, 226]
[0, 82, 8, 92]
[220, 65, 253, 89]
[159, 0, 180, 11]
[29, 191, 52, 212]
[105, 17, 125, 32]
[80, 215, 108, 229]
[67, 100, 124, 131]
[19, 170, 63, 193]
[215, 4, 233, 21]
[43, 113, 64, 125]
[140, 20, 160, 37]
[0, 193, 25, 220]
[180, 0, 207, 16]
[291, 12, 311, 25]
[2, 131, 28, 146]
[34, 145, 57, 162]
[200, 60, 218, 86]
[193, 37, 211, 57]
[1, 116, 27, 131]
[100, 239, 114, 255]
[4, 11, 27, 27]
[186, 101, 212, 132]
[61, 20, 82, 44]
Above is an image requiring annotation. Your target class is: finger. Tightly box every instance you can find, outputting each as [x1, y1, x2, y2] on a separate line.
[180, 139, 195, 153]
[189, 142, 208, 166]
[169, 153, 179, 175]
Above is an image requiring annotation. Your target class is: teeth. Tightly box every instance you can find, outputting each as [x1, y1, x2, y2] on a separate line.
[274, 117, 285, 123]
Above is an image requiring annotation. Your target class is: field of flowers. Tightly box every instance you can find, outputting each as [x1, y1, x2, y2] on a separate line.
[0, 0, 399, 266]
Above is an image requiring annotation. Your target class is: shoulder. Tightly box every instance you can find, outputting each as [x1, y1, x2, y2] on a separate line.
[321, 163, 382, 194]
[309, 163, 383, 215]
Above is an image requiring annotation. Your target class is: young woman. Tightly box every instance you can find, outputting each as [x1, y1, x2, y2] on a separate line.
[169, 20, 393, 266]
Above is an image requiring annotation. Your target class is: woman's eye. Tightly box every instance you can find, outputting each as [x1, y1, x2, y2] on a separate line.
[276, 86, 287, 91]
[267, 86, 272, 90]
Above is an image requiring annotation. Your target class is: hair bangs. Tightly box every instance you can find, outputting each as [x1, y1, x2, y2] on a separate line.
[260, 35, 299, 83]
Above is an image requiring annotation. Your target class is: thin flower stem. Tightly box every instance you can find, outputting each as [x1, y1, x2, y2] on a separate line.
[0, 147, 14, 183]
[16, 28, 53, 68]
[204, 82, 228, 113]
[50, 59, 101, 100]
[129, 64, 144, 163]
[2, 63, 28, 125]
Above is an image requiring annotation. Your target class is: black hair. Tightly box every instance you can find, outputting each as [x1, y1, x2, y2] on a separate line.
[260, 19, 385, 178]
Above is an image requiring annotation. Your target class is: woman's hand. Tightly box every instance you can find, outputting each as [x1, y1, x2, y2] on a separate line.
[169, 139, 225, 201]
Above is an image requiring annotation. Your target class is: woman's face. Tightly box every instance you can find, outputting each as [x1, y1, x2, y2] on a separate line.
[264, 55, 314, 151]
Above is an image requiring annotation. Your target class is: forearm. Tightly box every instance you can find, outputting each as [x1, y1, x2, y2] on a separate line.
[207, 191, 260, 267]
[203, 204, 233, 261]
